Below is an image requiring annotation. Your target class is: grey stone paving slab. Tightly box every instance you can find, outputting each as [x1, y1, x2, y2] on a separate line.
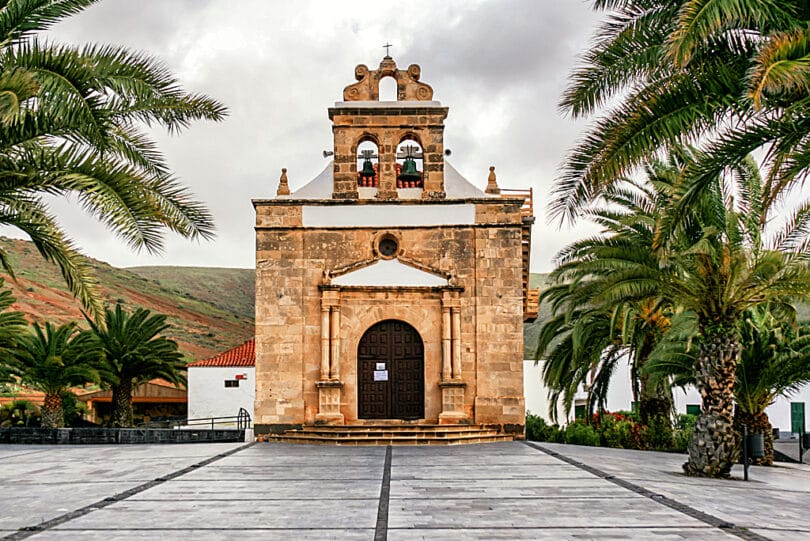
[386, 495, 708, 529]
[177, 464, 383, 481]
[129, 478, 382, 499]
[30, 529, 373, 540]
[52, 499, 379, 530]
[391, 478, 629, 498]
[387, 527, 741, 540]
[0, 482, 140, 529]
[750, 528, 810, 541]
[0, 443, 244, 532]
[774, 439, 807, 463]
[5, 440, 807, 540]
[538, 442, 810, 539]
[640, 480, 810, 531]
[1, 443, 243, 483]
[390, 463, 588, 480]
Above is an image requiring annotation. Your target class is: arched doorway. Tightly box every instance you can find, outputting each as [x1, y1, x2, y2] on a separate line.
[357, 320, 424, 420]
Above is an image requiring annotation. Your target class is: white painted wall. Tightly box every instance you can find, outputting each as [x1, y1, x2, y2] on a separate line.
[187, 367, 255, 426]
[524, 359, 810, 432]
[332, 259, 447, 287]
[302, 204, 475, 227]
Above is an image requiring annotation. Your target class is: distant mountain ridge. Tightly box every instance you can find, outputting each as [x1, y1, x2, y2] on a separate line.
[0, 235, 554, 360]
[0, 237, 253, 360]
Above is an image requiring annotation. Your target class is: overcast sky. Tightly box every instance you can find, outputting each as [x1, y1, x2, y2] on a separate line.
[23, 0, 604, 272]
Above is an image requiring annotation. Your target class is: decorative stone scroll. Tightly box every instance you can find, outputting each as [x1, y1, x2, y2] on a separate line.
[343, 56, 434, 101]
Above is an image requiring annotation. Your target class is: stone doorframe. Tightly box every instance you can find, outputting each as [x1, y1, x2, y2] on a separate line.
[315, 284, 466, 425]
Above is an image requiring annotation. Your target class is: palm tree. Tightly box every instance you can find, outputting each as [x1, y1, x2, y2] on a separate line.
[635, 155, 810, 476]
[8, 321, 99, 428]
[0, 278, 28, 384]
[549, 145, 810, 476]
[735, 308, 810, 465]
[645, 307, 810, 465]
[536, 163, 680, 426]
[554, 0, 810, 225]
[87, 304, 184, 427]
[0, 0, 226, 316]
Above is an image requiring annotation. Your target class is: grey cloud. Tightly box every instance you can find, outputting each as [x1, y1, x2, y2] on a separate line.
[35, 0, 604, 273]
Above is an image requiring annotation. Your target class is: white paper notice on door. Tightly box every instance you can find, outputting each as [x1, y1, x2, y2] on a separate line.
[373, 370, 389, 381]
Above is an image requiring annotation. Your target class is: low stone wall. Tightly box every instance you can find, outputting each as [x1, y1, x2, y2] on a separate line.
[0, 427, 245, 444]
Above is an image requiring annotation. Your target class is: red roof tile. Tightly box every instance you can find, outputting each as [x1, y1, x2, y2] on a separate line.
[187, 338, 255, 367]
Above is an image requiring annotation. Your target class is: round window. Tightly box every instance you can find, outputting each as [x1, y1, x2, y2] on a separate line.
[378, 237, 399, 258]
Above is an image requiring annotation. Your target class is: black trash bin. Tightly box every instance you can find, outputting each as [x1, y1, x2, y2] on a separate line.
[746, 433, 765, 459]
[802, 432, 810, 449]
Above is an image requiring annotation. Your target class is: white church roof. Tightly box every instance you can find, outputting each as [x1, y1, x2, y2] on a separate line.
[287, 160, 492, 200]
[331, 259, 448, 287]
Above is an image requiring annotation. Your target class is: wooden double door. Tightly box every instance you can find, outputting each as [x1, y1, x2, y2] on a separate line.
[357, 320, 424, 420]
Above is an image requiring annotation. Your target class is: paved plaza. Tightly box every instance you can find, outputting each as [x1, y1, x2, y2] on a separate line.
[0, 441, 808, 540]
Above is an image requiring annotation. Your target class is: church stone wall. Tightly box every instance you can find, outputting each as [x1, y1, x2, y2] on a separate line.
[254, 198, 526, 435]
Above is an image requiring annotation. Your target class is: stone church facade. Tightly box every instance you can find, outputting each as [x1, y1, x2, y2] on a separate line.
[253, 55, 537, 438]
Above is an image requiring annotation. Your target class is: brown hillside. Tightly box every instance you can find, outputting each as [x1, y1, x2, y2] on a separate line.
[0, 237, 254, 360]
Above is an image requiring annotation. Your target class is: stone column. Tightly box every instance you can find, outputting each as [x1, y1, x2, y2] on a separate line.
[452, 307, 462, 379]
[442, 306, 452, 382]
[320, 306, 330, 381]
[330, 306, 341, 380]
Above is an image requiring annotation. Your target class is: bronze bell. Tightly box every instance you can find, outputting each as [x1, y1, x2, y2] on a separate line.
[360, 158, 376, 179]
[398, 157, 421, 181]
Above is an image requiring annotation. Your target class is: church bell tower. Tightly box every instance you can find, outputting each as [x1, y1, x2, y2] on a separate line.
[330, 55, 449, 200]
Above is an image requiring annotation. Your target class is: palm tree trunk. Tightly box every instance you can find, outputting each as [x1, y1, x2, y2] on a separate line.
[683, 332, 741, 478]
[110, 379, 134, 428]
[637, 335, 673, 430]
[41, 392, 63, 428]
[638, 378, 673, 426]
[734, 409, 774, 466]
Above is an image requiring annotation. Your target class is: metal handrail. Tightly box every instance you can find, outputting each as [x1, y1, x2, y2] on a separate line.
[139, 408, 252, 430]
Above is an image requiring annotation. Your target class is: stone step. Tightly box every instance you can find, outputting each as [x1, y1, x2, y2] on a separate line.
[302, 424, 487, 433]
[263, 433, 514, 446]
[296, 429, 501, 439]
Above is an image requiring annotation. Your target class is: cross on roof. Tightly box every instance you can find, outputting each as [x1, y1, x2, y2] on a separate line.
[383, 43, 392, 57]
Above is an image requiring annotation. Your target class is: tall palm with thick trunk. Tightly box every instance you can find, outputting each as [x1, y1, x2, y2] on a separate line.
[87, 305, 184, 427]
[644, 156, 810, 476]
[8, 321, 99, 427]
[557, 1, 810, 477]
[645, 307, 810, 465]
[0, 0, 226, 316]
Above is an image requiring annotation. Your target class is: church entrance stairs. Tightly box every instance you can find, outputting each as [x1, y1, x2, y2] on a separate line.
[258, 424, 514, 445]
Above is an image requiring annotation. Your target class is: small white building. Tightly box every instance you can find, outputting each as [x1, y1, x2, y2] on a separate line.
[524, 359, 810, 433]
[187, 339, 255, 425]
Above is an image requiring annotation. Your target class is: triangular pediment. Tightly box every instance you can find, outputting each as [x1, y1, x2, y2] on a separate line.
[330, 258, 448, 287]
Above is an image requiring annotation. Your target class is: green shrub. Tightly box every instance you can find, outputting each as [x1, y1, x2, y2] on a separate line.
[0, 400, 40, 427]
[525, 412, 564, 442]
[613, 409, 638, 423]
[564, 421, 600, 446]
[675, 413, 697, 431]
[61, 391, 89, 427]
[526, 412, 546, 441]
[671, 414, 696, 452]
[598, 415, 634, 448]
[648, 415, 674, 450]
[549, 425, 565, 442]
